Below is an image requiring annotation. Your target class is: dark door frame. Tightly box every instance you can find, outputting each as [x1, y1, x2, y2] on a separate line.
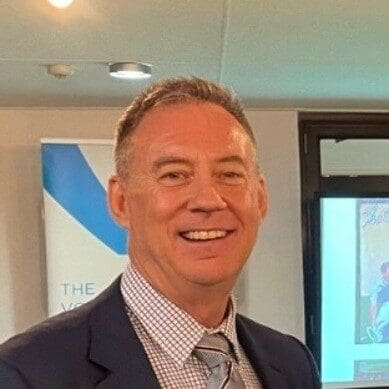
[299, 112, 389, 376]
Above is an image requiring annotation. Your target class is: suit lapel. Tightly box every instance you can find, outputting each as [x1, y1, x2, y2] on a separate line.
[236, 315, 288, 389]
[85, 277, 289, 389]
[87, 277, 160, 389]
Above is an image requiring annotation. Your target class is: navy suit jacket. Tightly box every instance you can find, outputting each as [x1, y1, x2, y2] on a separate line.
[0, 277, 320, 388]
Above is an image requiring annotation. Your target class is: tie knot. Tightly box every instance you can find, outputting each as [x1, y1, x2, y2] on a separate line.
[193, 333, 232, 369]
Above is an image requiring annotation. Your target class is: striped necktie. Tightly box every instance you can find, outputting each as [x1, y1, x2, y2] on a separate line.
[193, 333, 245, 389]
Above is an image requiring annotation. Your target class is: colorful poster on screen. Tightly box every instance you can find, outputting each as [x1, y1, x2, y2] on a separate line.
[41, 140, 127, 316]
[357, 199, 389, 345]
[321, 197, 389, 387]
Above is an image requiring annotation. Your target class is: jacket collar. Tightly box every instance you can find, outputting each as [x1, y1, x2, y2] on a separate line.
[236, 315, 287, 389]
[85, 277, 286, 389]
[87, 276, 160, 388]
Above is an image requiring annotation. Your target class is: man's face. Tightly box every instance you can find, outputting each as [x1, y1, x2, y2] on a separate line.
[111, 102, 267, 293]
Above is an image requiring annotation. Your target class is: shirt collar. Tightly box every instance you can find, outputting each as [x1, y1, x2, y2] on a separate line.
[120, 262, 241, 368]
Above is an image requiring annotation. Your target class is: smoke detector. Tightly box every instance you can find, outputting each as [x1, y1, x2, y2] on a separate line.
[47, 64, 75, 79]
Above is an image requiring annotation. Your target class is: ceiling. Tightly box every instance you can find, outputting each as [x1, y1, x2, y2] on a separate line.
[2, 0, 389, 109]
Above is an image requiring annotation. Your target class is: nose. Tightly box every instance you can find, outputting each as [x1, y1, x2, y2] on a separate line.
[187, 179, 227, 213]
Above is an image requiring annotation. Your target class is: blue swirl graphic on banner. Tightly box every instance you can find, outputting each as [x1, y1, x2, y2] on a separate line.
[41, 143, 127, 255]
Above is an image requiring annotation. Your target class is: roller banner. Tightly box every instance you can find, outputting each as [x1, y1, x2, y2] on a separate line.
[41, 139, 127, 316]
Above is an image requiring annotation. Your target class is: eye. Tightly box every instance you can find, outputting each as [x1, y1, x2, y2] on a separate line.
[218, 171, 246, 184]
[158, 171, 190, 186]
[162, 172, 182, 179]
[223, 171, 241, 178]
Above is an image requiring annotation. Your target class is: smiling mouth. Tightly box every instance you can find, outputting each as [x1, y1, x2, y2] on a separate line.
[179, 230, 233, 241]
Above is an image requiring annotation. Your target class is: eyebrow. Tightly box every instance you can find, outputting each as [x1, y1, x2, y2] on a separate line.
[152, 156, 192, 171]
[215, 155, 246, 167]
[152, 154, 247, 171]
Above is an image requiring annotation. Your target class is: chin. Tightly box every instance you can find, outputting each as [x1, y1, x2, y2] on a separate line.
[183, 267, 239, 288]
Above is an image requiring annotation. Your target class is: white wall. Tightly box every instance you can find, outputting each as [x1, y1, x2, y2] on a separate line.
[0, 109, 302, 342]
[246, 111, 303, 338]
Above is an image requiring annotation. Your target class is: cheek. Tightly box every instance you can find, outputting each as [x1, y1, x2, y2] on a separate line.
[234, 193, 263, 233]
[152, 193, 180, 217]
[226, 186, 260, 216]
[130, 187, 182, 227]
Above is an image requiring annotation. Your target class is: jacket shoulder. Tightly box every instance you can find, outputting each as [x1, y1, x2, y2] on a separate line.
[237, 314, 320, 388]
[0, 277, 122, 387]
[0, 302, 91, 360]
[237, 313, 304, 349]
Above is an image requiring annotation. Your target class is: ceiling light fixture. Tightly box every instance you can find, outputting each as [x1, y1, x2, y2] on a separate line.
[109, 62, 152, 80]
[47, 0, 74, 9]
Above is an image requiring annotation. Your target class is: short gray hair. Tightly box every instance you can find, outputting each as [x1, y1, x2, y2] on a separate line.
[114, 77, 256, 178]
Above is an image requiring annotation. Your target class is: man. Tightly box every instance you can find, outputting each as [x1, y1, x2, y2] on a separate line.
[367, 261, 389, 343]
[0, 77, 320, 388]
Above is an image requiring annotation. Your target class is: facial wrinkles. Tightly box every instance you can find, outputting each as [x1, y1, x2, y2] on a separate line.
[127, 101, 259, 213]
[114, 102, 268, 308]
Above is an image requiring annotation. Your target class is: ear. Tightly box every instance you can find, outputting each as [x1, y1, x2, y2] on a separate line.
[257, 174, 268, 219]
[108, 174, 131, 229]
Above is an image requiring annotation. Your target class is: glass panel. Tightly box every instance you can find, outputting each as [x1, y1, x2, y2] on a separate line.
[321, 197, 389, 388]
[320, 139, 389, 177]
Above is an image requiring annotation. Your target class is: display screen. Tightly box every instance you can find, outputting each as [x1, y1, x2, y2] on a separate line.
[321, 197, 389, 388]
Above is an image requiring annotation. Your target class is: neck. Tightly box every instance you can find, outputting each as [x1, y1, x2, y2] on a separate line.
[172, 285, 231, 328]
[131, 262, 233, 328]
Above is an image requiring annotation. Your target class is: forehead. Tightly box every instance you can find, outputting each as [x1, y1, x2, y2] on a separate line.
[131, 102, 254, 160]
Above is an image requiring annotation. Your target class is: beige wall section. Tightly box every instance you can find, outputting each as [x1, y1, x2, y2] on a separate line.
[0, 109, 303, 343]
[245, 111, 303, 340]
[0, 109, 122, 342]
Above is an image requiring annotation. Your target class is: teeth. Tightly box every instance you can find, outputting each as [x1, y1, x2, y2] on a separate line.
[182, 230, 228, 241]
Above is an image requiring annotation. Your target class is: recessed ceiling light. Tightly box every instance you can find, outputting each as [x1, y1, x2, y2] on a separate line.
[109, 62, 152, 80]
[47, 0, 74, 9]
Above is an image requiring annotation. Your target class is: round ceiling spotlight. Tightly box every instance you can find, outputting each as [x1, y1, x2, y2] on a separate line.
[47, 0, 74, 9]
[109, 62, 152, 80]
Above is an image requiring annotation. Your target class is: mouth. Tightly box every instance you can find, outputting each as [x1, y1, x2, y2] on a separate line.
[179, 229, 233, 242]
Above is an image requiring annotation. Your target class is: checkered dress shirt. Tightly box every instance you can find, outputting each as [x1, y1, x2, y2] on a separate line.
[120, 263, 262, 388]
